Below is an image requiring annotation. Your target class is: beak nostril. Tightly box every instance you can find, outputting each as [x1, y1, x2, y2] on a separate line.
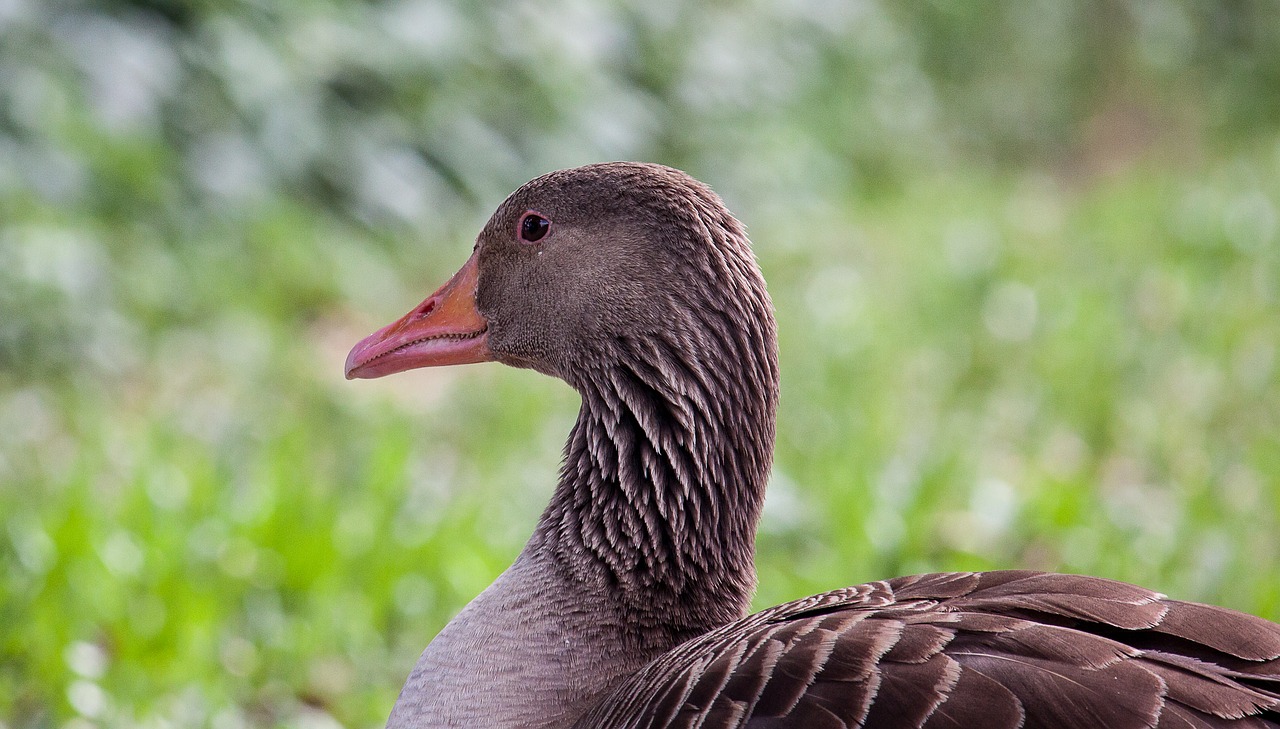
[413, 299, 437, 320]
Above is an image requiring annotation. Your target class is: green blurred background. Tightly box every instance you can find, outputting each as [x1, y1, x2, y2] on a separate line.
[2, 0, 1279, 726]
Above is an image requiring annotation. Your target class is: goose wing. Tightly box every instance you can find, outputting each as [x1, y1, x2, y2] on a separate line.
[579, 570, 1280, 729]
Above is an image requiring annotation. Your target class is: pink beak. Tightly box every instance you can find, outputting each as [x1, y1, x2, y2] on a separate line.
[345, 252, 493, 379]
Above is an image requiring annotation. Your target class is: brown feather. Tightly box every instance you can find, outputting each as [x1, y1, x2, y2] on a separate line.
[1156, 602, 1280, 662]
[922, 665, 1025, 728]
[579, 572, 1280, 728]
[861, 653, 962, 728]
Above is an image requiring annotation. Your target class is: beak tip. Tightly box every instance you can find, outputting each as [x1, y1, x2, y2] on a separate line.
[343, 345, 366, 380]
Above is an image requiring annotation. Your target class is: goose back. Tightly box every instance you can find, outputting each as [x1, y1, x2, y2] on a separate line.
[580, 571, 1280, 728]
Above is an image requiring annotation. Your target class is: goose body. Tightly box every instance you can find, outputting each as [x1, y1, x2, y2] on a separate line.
[345, 162, 1280, 728]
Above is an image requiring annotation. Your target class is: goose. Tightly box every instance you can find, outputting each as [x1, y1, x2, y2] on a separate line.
[344, 162, 1280, 728]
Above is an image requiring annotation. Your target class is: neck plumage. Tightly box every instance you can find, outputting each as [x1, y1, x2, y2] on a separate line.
[536, 308, 780, 641]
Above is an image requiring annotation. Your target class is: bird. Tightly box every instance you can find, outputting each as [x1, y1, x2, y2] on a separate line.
[345, 162, 1280, 728]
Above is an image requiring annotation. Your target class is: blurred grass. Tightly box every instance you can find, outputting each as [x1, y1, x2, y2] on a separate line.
[5, 147, 1278, 728]
[2, 0, 1280, 727]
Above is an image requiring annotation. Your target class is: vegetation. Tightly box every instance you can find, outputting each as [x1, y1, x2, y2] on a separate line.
[2, 1, 1278, 727]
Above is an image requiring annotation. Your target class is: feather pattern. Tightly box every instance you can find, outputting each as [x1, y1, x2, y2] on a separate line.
[579, 571, 1280, 728]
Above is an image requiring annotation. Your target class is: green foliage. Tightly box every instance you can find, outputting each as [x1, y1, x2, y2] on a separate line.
[2, 0, 1279, 727]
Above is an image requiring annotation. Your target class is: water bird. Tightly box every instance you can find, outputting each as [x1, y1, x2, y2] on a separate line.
[346, 162, 1280, 728]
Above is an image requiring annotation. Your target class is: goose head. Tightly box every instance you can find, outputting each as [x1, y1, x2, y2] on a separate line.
[345, 162, 776, 395]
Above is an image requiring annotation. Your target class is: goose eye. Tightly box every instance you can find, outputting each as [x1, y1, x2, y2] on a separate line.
[519, 213, 550, 243]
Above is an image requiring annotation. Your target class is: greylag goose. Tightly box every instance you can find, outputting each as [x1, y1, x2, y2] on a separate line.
[345, 162, 1280, 728]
